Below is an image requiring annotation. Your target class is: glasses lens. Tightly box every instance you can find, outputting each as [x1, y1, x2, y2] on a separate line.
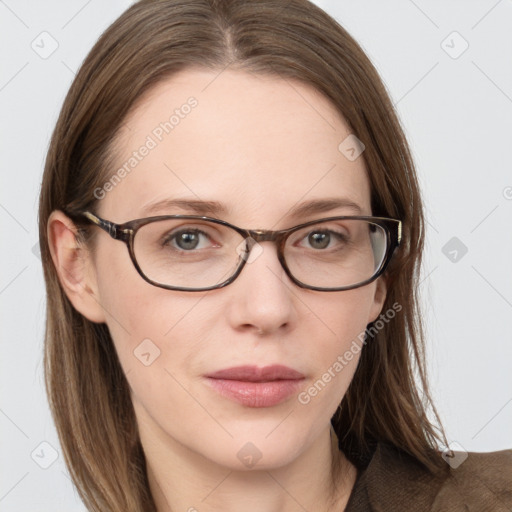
[284, 219, 387, 289]
[132, 218, 389, 290]
[133, 218, 246, 289]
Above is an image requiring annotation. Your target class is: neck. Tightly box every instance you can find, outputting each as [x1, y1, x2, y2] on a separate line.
[141, 421, 356, 512]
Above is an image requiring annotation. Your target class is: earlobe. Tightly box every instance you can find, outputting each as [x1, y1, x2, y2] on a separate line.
[47, 210, 107, 323]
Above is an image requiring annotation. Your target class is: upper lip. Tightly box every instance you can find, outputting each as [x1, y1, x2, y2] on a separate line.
[206, 365, 305, 382]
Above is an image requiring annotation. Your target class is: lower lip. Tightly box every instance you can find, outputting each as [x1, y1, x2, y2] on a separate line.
[206, 378, 304, 408]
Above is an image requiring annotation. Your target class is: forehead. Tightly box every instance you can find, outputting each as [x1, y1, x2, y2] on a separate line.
[102, 68, 371, 226]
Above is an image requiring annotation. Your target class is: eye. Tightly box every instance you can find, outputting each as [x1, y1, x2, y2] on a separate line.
[297, 229, 349, 250]
[162, 228, 217, 251]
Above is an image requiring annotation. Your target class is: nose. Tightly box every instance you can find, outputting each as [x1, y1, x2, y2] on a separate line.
[225, 240, 298, 336]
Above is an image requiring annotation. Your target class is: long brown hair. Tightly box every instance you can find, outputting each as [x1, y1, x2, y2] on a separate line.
[38, 1, 447, 510]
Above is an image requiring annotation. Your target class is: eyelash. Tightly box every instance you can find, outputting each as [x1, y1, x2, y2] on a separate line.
[162, 227, 349, 251]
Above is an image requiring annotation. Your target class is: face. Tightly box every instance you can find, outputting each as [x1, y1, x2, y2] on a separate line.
[54, 69, 387, 470]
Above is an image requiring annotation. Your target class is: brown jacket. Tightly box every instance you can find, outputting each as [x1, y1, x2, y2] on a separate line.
[344, 442, 512, 511]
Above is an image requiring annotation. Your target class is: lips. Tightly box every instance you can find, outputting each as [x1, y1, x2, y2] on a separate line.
[205, 365, 305, 408]
[206, 365, 305, 382]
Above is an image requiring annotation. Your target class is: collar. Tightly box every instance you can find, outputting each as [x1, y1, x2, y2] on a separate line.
[330, 424, 448, 512]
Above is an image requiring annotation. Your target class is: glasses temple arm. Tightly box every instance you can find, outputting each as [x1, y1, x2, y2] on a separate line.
[82, 211, 119, 239]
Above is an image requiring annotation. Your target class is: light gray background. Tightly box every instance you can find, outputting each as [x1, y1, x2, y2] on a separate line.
[1, 0, 511, 510]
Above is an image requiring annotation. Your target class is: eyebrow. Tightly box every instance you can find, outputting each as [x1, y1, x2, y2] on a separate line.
[140, 197, 363, 218]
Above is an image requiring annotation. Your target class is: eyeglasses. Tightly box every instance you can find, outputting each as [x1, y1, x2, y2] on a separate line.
[71, 210, 402, 292]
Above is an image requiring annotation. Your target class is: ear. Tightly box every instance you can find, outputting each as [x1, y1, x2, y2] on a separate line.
[367, 276, 388, 324]
[47, 210, 107, 323]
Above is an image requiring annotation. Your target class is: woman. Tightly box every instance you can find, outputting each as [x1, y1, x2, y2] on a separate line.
[39, 0, 511, 510]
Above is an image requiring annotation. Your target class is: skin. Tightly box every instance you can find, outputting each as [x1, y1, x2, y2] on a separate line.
[48, 68, 387, 512]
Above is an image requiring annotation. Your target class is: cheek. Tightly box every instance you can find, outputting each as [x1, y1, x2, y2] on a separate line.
[92, 243, 197, 371]
[97, 278, 216, 429]
[94, 248, 225, 411]
[98, 279, 212, 376]
[296, 287, 376, 406]
[310, 285, 377, 350]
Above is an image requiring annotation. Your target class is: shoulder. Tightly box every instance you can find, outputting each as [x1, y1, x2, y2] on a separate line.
[346, 442, 512, 512]
[431, 447, 512, 511]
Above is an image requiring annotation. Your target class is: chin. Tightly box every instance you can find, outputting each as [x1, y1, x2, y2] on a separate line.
[198, 426, 308, 472]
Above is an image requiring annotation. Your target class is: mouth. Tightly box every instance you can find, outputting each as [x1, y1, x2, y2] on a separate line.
[205, 365, 305, 408]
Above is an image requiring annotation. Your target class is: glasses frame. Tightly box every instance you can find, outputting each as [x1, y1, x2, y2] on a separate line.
[71, 210, 402, 292]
